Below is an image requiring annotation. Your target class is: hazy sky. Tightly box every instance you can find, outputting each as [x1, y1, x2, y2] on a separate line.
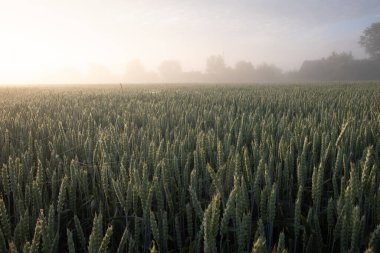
[0, 0, 379, 83]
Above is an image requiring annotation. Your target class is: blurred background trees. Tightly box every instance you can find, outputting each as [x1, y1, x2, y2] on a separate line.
[124, 22, 380, 83]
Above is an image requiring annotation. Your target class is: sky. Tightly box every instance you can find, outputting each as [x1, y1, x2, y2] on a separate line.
[0, 0, 379, 84]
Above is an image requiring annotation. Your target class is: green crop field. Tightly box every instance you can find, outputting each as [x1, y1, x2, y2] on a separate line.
[0, 83, 379, 253]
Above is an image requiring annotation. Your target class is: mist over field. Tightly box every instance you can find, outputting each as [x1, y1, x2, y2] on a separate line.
[1, 1, 380, 253]
[0, 0, 380, 84]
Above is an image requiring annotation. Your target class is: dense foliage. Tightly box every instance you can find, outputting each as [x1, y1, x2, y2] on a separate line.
[0, 83, 379, 253]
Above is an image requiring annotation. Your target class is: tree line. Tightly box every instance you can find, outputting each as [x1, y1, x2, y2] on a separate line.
[125, 22, 380, 83]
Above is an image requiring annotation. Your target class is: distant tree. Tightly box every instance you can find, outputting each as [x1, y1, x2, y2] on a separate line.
[359, 22, 380, 59]
[158, 60, 182, 82]
[125, 60, 158, 83]
[234, 61, 255, 82]
[255, 64, 282, 81]
[235, 61, 254, 73]
[327, 51, 353, 63]
[298, 51, 354, 80]
[205, 55, 234, 82]
[326, 52, 354, 80]
[126, 60, 146, 75]
[206, 55, 226, 74]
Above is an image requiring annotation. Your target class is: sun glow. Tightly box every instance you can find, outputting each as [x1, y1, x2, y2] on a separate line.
[0, 0, 378, 84]
[0, 0, 117, 84]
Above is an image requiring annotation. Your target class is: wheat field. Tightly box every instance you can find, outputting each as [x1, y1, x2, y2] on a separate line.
[0, 83, 379, 252]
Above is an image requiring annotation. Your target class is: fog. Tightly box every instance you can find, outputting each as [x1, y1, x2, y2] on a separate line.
[0, 0, 379, 84]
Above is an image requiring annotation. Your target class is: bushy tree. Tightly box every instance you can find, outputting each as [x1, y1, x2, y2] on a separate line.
[359, 22, 380, 60]
[206, 55, 227, 74]
[158, 60, 182, 82]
